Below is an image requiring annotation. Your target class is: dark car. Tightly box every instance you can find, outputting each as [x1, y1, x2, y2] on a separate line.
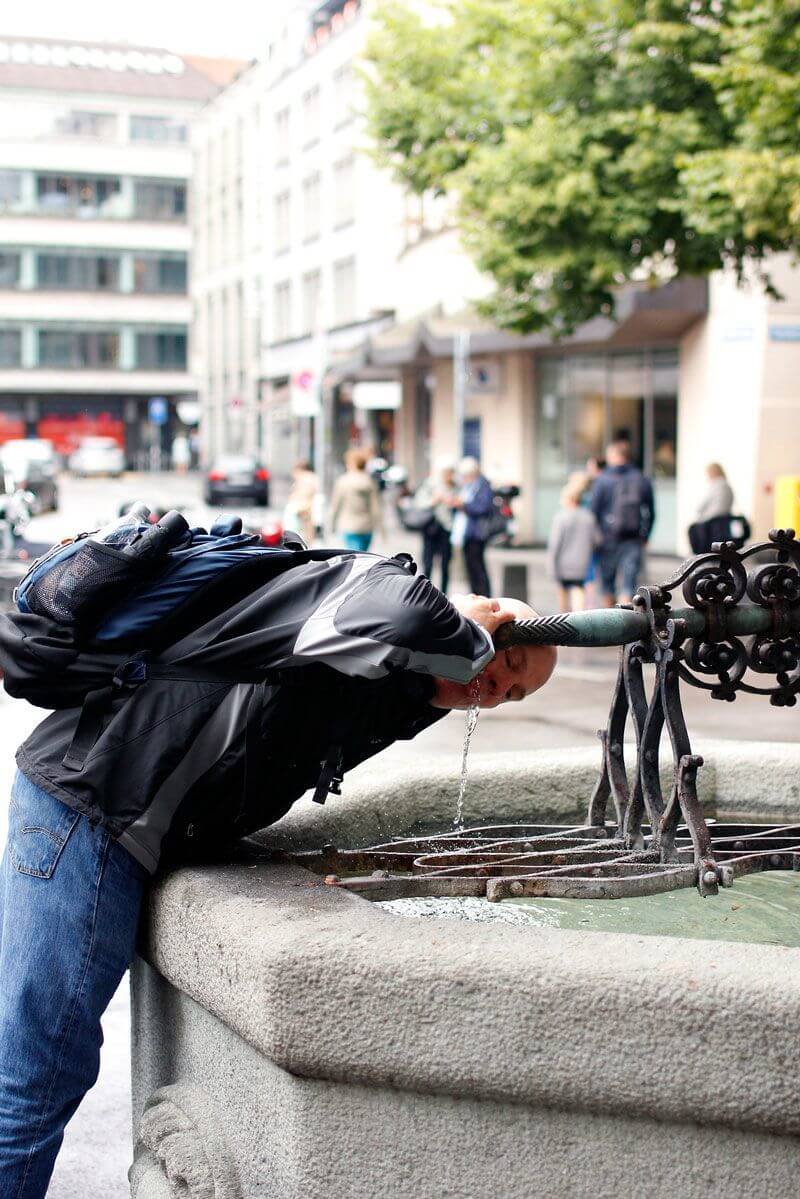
[204, 455, 270, 508]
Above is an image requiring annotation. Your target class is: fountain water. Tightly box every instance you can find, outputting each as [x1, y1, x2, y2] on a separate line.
[453, 680, 481, 830]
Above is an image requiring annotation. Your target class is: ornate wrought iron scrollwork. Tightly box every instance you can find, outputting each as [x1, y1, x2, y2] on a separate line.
[291, 532, 800, 903]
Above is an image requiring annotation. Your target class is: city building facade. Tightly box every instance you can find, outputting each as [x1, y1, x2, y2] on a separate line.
[0, 35, 238, 466]
[193, 2, 800, 553]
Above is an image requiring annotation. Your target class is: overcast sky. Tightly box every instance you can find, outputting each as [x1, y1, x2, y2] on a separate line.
[0, 1, 291, 60]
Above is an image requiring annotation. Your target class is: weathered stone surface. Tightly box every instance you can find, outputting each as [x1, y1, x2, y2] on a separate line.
[132, 741, 800, 1198]
[129, 1084, 242, 1199]
[132, 960, 800, 1199]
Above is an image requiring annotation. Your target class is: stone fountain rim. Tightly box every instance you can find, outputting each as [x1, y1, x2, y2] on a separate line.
[141, 738, 800, 1140]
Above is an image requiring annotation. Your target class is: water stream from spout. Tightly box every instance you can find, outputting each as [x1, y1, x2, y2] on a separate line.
[454, 680, 481, 830]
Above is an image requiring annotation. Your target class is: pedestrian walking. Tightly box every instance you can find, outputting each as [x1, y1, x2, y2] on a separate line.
[687, 463, 747, 553]
[329, 448, 382, 551]
[413, 459, 457, 593]
[451, 456, 494, 596]
[283, 458, 320, 546]
[695, 462, 734, 522]
[0, 514, 557, 1194]
[547, 473, 598, 612]
[591, 438, 655, 605]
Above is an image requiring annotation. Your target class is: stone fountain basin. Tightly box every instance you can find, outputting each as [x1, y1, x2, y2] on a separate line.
[130, 740, 800, 1199]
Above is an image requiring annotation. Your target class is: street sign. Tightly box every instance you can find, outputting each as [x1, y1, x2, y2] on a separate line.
[290, 369, 321, 417]
[148, 396, 168, 425]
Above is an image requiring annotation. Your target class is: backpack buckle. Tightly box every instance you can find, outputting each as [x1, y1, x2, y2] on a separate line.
[112, 655, 150, 688]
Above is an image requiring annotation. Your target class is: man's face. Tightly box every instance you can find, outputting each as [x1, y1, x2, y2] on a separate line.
[431, 643, 556, 710]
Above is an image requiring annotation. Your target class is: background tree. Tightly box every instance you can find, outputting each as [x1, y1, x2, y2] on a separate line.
[365, 0, 800, 335]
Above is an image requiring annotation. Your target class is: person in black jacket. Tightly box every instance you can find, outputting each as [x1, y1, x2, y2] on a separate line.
[0, 546, 555, 1196]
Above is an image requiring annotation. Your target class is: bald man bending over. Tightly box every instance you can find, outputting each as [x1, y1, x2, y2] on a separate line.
[0, 547, 555, 1197]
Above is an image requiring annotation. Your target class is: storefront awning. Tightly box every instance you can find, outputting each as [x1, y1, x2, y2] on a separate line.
[329, 276, 708, 378]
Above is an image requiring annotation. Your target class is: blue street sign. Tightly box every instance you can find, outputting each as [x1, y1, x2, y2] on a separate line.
[769, 325, 800, 342]
[148, 396, 169, 425]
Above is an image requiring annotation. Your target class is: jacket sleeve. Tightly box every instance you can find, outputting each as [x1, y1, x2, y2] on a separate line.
[289, 557, 494, 683]
[462, 477, 494, 518]
[169, 554, 494, 685]
[642, 476, 656, 541]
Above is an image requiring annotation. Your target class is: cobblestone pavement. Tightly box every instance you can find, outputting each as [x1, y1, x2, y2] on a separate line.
[2, 472, 796, 1195]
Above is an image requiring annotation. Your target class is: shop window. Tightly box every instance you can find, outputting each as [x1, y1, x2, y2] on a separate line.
[274, 190, 291, 252]
[134, 180, 186, 219]
[36, 253, 120, 290]
[333, 256, 356, 325]
[0, 171, 22, 212]
[133, 253, 187, 293]
[135, 330, 187, 370]
[0, 328, 21, 367]
[37, 329, 120, 368]
[0, 252, 21, 287]
[55, 110, 117, 139]
[302, 86, 321, 147]
[610, 353, 646, 469]
[334, 156, 355, 228]
[36, 174, 121, 216]
[333, 64, 354, 128]
[273, 280, 292, 341]
[274, 107, 290, 164]
[130, 114, 187, 143]
[302, 270, 322, 335]
[302, 173, 321, 241]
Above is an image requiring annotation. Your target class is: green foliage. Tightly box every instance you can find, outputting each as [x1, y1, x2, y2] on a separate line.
[364, 0, 800, 334]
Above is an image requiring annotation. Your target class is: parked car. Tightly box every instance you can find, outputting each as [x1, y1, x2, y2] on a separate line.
[69, 436, 125, 478]
[0, 439, 60, 512]
[204, 456, 270, 507]
[3, 461, 59, 514]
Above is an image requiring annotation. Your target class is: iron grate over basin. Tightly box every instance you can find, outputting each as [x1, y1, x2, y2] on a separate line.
[290, 532, 800, 902]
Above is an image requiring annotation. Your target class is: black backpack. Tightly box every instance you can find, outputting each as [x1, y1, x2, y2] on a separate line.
[610, 469, 648, 539]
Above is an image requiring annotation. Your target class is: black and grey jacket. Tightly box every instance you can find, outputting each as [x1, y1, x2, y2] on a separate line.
[0, 551, 492, 872]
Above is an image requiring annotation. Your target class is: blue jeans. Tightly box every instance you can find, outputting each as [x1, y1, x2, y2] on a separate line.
[342, 532, 372, 552]
[0, 772, 146, 1198]
[599, 539, 643, 600]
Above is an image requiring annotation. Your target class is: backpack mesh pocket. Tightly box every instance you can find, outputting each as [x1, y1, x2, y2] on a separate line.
[26, 540, 144, 625]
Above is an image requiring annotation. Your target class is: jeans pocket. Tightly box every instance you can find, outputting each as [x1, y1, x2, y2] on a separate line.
[8, 781, 81, 880]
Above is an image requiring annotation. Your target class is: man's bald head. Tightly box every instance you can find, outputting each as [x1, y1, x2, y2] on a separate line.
[431, 596, 557, 710]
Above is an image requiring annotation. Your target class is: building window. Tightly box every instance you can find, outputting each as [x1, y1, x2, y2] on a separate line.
[333, 256, 356, 325]
[302, 173, 321, 241]
[133, 253, 187, 293]
[333, 156, 355, 227]
[0, 329, 21, 367]
[134, 180, 187, 220]
[333, 64, 354, 127]
[274, 106, 290, 164]
[36, 252, 120, 291]
[54, 110, 117, 139]
[37, 329, 120, 369]
[302, 86, 320, 147]
[130, 114, 188, 144]
[0, 171, 22, 212]
[274, 190, 291, 253]
[302, 270, 322, 335]
[135, 330, 187, 369]
[36, 174, 121, 217]
[273, 281, 292, 341]
[533, 348, 680, 544]
[0, 252, 21, 288]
